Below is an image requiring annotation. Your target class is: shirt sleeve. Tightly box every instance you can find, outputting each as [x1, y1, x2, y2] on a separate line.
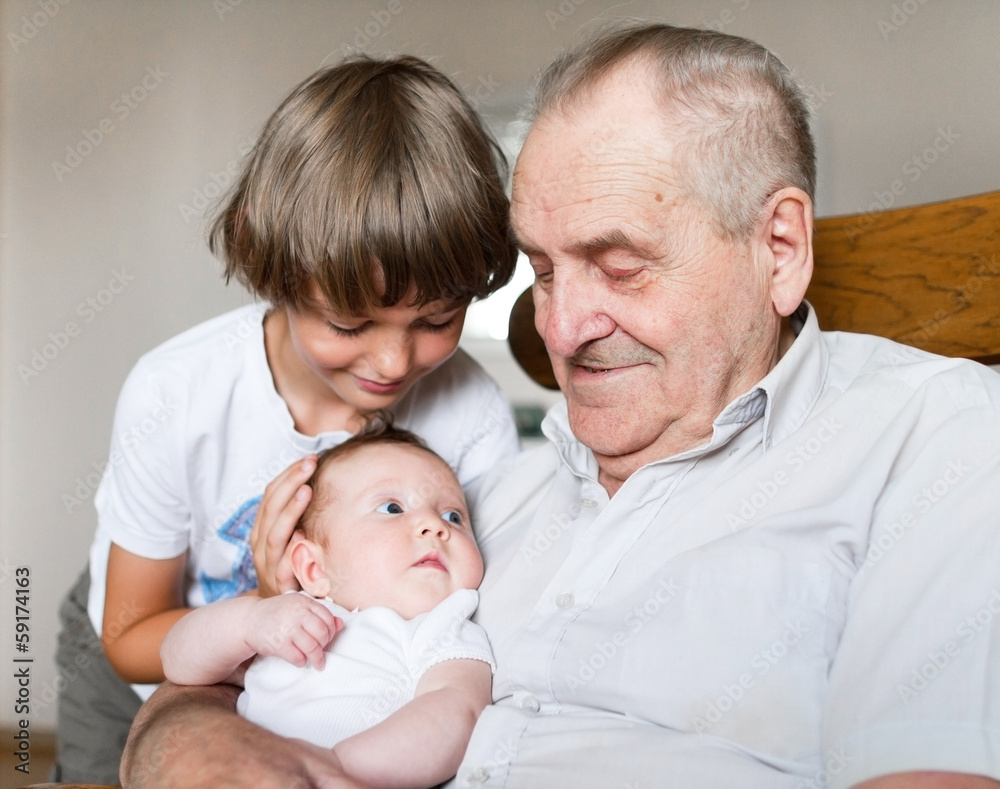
[406, 589, 496, 679]
[93, 355, 192, 559]
[823, 379, 1000, 787]
[450, 379, 521, 489]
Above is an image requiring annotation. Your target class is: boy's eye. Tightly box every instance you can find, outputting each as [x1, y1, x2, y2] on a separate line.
[441, 510, 463, 526]
[327, 321, 367, 337]
[418, 312, 460, 333]
[376, 502, 404, 515]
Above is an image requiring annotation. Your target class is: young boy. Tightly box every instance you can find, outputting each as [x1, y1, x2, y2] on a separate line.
[161, 416, 494, 789]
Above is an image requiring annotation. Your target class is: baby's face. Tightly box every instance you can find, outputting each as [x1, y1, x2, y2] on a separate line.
[310, 443, 483, 619]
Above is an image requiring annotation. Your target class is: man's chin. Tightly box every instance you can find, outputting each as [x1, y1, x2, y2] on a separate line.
[566, 407, 654, 459]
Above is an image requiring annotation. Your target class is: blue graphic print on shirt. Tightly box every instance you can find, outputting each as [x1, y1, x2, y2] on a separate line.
[199, 495, 262, 603]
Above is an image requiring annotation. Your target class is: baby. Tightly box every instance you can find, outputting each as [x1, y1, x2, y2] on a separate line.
[161, 417, 494, 788]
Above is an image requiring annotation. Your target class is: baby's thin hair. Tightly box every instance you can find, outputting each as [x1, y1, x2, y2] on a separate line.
[297, 411, 442, 541]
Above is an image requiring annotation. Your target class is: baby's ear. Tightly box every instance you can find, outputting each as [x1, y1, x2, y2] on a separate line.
[290, 535, 332, 598]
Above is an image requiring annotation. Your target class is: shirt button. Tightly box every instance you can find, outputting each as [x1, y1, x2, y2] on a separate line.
[518, 693, 541, 712]
[555, 593, 575, 609]
[581, 497, 598, 508]
[465, 766, 490, 785]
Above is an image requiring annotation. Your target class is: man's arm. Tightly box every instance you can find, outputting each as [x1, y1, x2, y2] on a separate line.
[122, 680, 360, 789]
[333, 658, 492, 789]
[856, 774, 1000, 788]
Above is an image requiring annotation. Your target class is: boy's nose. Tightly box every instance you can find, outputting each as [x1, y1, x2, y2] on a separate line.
[371, 332, 413, 380]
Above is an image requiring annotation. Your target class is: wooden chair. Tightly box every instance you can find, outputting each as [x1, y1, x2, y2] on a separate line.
[508, 189, 1000, 387]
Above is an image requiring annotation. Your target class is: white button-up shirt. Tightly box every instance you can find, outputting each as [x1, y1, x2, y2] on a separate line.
[454, 305, 1000, 789]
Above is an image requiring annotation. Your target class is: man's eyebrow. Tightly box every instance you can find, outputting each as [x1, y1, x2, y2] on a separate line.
[509, 228, 651, 259]
[508, 226, 541, 257]
[572, 229, 642, 256]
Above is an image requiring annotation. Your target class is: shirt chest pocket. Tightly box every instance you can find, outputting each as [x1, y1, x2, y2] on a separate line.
[552, 545, 833, 762]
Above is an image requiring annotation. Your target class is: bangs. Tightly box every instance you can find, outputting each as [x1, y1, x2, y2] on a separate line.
[213, 56, 516, 316]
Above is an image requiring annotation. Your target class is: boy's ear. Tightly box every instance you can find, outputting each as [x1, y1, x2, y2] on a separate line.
[290, 535, 332, 599]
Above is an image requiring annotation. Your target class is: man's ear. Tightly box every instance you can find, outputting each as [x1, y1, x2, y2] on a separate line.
[759, 187, 814, 317]
[289, 535, 332, 599]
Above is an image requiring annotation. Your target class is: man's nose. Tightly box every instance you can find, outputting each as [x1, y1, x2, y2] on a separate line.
[535, 268, 615, 358]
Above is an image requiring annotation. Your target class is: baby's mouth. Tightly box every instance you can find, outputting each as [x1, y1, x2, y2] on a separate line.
[414, 551, 447, 572]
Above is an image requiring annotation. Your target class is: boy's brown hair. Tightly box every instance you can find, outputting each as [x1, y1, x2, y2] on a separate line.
[210, 55, 517, 314]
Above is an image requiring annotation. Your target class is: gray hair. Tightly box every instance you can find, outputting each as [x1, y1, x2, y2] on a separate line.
[526, 23, 816, 242]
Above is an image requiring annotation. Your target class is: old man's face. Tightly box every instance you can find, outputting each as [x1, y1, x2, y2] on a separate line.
[510, 66, 782, 489]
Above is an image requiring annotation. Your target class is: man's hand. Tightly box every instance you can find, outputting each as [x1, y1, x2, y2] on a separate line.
[122, 681, 363, 789]
[250, 454, 317, 598]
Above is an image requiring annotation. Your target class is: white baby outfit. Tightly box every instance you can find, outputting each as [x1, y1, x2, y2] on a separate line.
[238, 589, 495, 747]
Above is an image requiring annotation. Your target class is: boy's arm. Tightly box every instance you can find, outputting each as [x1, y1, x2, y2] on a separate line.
[161, 593, 342, 685]
[333, 658, 492, 789]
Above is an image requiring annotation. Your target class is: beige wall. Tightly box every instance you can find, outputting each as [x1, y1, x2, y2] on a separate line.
[1, 0, 998, 730]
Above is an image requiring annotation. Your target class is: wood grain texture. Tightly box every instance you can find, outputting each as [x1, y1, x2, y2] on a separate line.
[807, 190, 1000, 363]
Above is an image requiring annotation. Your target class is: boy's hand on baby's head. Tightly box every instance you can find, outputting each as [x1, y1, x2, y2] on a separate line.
[246, 593, 342, 671]
[251, 455, 317, 598]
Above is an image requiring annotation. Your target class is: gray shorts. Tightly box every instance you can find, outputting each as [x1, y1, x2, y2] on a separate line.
[53, 567, 143, 785]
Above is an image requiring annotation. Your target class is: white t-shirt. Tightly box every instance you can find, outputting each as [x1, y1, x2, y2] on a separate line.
[238, 589, 495, 747]
[87, 303, 517, 698]
[451, 304, 1000, 788]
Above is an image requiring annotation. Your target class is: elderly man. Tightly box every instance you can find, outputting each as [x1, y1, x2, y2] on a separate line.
[123, 23, 1000, 789]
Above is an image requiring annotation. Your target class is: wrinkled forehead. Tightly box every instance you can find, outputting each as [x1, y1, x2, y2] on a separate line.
[512, 75, 681, 223]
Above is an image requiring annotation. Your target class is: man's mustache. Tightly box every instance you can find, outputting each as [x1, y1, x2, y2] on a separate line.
[567, 335, 657, 369]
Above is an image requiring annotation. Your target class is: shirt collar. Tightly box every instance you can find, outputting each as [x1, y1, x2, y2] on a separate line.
[540, 301, 828, 471]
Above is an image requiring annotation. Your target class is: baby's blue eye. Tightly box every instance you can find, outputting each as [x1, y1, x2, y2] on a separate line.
[377, 502, 404, 515]
[442, 510, 463, 526]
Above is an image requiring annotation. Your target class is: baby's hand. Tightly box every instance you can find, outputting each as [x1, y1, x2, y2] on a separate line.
[245, 594, 342, 670]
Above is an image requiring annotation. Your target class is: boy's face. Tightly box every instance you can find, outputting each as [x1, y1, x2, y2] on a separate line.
[307, 443, 483, 619]
[284, 281, 465, 418]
